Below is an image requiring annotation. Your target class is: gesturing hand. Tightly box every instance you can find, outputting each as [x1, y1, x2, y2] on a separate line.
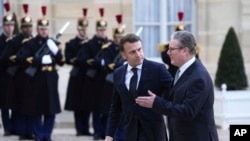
[135, 90, 156, 108]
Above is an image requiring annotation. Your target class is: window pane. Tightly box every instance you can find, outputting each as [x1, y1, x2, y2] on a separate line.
[0, 0, 3, 33]
[135, 0, 160, 22]
[167, 0, 193, 22]
[134, 0, 194, 58]
[135, 26, 160, 58]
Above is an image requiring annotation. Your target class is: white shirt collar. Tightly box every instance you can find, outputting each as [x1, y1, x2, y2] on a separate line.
[179, 57, 195, 77]
[127, 63, 143, 72]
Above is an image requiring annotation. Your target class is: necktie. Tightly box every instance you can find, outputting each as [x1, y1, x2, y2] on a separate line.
[174, 69, 180, 85]
[129, 68, 138, 96]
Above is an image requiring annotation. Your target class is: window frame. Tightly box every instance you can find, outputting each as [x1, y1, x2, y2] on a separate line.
[133, 0, 196, 58]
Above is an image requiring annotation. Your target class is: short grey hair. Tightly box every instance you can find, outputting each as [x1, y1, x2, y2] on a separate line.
[171, 31, 197, 55]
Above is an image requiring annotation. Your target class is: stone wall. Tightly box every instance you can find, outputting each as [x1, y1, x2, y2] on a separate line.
[197, 0, 250, 84]
[7, 0, 250, 85]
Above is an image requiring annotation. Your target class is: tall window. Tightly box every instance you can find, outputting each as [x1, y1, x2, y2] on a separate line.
[134, 0, 196, 58]
[0, 0, 3, 33]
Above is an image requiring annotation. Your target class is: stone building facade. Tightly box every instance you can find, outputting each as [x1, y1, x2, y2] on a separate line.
[1, 0, 250, 84]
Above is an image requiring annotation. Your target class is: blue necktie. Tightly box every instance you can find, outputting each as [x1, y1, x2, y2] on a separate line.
[174, 69, 180, 85]
[129, 68, 138, 96]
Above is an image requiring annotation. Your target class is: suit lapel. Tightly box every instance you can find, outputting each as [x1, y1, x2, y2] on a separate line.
[116, 64, 135, 101]
[137, 60, 150, 96]
[169, 60, 198, 98]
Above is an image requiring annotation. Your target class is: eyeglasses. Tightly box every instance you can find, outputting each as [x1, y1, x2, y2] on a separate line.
[168, 47, 182, 52]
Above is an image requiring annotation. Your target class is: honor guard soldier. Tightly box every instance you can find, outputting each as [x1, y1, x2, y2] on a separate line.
[2, 3, 35, 140]
[0, 2, 16, 136]
[20, 6, 65, 141]
[76, 7, 110, 140]
[157, 11, 200, 77]
[100, 14, 126, 141]
[64, 8, 92, 136]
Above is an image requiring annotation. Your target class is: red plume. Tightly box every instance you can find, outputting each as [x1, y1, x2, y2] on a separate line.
[99, 8, 104, 17]
[41, 6, 47, 16]
[3, 2, 10, 12]
[178, 11, 184, 22]
[23, 4, 28, 14]
[83, 8, 87, 17]
[116, 14, 122, 25]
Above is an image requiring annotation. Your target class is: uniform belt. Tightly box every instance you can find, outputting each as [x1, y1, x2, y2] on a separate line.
[41, 65, 54, 72]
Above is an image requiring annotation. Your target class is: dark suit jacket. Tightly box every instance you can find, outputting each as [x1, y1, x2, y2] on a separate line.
[153, 59, 219, 141]
[106, 59, 172, 141]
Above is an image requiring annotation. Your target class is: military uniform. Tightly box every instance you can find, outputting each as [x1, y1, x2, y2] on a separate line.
[2, 4, 35, 139]
[0, 31, 16, 136]
[99, 14, 125, 115]
[0, 2, 16, 136]
[64, 8, 92, 136]
[76, 8, 110, 140]
[20, 6, 65, 141]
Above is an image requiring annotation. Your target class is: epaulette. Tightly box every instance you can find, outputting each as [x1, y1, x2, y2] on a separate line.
[9, 55, 16, 62]
[196, 44, 201, 54]
[70, 57, 76, 64]
[5, 35, 15, 42]
[108, 63, 115, 70]
[86, 59, 94, 65]
[26, 57, 33, 64]
[22, 36, 32, 44]
[157, 42, 168, 52]
[102, 42, 112, 49]
[80, 39, 89, 45]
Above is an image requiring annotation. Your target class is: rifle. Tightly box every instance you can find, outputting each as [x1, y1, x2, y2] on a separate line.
[25, 21, 70, 77]
[135, 26, 143, 36]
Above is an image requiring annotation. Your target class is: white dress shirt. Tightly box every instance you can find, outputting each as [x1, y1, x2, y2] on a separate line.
[178, 57, 196, 78]
[125, 63, 143, 90]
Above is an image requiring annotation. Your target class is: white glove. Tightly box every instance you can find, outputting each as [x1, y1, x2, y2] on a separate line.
[47, 38, 59, 55]
[42, 55, 52, 64]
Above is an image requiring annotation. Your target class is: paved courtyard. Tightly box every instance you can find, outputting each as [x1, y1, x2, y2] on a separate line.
[0, 65, 233, 141]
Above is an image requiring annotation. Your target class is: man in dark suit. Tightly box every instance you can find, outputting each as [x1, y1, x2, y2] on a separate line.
[136, 31, 219, 141]
[105, 33, 172, 141]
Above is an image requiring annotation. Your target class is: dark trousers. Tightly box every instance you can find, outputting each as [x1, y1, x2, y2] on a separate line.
[1, 109, 18, 135]
[93, 112, 106, 137]
[113, 120, 125, 141]
[16, 114, 34, 136]
[137, 122, 148, 141]
[74, 111, 90, 134]
[1, 109, 12, 134]
[34, 114, 55, 140]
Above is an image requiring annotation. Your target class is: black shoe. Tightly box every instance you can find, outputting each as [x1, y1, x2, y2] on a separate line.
[93, 135, 105, 140]
[19, 135, 26, 140]
[19, 134, 35, 140]
[76, 132, 93, 136]
[3, 131, 11, 136]
[43, 139, 52, 141]
[26, 134, 35, 140]
[4, 130, 18, 136]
